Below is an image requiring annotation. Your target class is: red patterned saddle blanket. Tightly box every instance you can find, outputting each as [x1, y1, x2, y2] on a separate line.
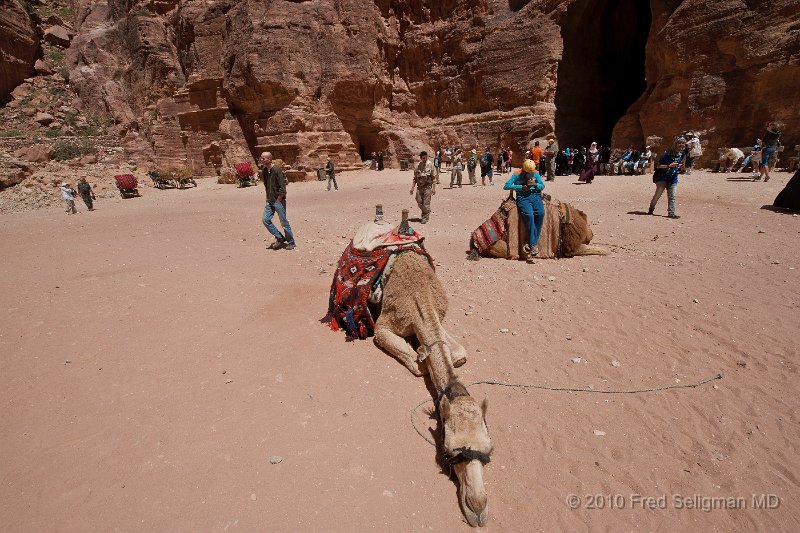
[323, 242, 433, 340]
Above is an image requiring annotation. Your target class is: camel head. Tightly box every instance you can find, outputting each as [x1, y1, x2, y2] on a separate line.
[574, 208, 593, 244]
[561, 205, 594, 256]
[439, 381, 492, 527]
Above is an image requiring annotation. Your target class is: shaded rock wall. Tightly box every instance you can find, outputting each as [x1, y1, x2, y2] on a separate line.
[613, 0, 800, 161]
[0, 0, 39, 101]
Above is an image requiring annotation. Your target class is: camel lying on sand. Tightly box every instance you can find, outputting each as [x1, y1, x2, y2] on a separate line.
[469, 195, 608, 260]
[374, 252, 492, 527]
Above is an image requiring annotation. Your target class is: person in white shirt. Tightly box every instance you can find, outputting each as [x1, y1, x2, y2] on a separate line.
[60, 182, 77, 214]
[720, 147, 744, 173]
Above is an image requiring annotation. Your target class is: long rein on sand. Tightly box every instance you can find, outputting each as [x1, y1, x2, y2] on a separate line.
[411, 373, 724, 447]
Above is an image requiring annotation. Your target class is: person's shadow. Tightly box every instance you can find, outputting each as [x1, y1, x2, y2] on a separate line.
[627, 210, 650, 216]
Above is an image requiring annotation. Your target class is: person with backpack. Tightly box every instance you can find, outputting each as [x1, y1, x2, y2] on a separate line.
[433, 149, 442, 184]
[467, 149, 478, 185]
[648, 136, 686, 219]
[757, 121, 782, 182]
[480, 147, 494, 185]
[503, 159, 545, 262]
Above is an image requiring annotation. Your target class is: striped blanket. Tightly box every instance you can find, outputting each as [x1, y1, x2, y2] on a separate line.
[470, 201, 510, 255]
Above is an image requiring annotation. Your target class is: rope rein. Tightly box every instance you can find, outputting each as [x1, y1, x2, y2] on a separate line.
[411, 373, 722, 447]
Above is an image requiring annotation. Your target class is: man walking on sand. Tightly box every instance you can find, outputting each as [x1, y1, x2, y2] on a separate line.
[325, 155, 338, 191]
[259, 152, 296, 250]
[77, 178, 96, 211]
[60, 182, 77, 214]
[411, 151, 436, 224]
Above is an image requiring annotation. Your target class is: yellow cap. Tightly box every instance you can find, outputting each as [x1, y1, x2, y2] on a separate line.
[522, 159, 536, 173]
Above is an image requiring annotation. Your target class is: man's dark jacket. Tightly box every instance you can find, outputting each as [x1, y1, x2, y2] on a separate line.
[261, 164, 287, 202]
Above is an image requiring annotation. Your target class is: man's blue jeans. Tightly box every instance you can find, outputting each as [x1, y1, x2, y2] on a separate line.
[263, 200, 295, 245]
[517, 193, 545, 248]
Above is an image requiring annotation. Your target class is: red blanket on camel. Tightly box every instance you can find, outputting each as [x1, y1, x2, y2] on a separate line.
[323, 242, 433, 340]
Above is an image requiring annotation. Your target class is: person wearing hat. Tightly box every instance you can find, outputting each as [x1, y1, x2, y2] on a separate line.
[683, 131, 702, 175]
[60, 181, 78, 214]
[649, 136, 686, 218]
[411, 150, 436, 223]
[466, 148, 478, 185]
[504, 159, 546, 262]
[449, 148, 464, 188]
[636, 145, 654, 174]
[544, 138, 558, 181]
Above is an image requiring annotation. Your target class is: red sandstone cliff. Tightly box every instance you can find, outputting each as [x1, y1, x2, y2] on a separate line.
[613, 0, 800, 160]
[0, 0, 39, 100]
[4, 0, 796, 178]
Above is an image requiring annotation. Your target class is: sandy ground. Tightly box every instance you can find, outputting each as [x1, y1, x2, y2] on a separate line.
[1, 167, 798, 532]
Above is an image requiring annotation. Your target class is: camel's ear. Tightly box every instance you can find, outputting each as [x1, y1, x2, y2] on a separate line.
[439, 396, 451, 421]
[481, 398, 489, 418]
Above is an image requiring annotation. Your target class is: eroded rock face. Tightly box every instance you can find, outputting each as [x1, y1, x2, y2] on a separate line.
[68, 0, 568, 176]
[66, 0, 799, 176]
[613, 0, 800, 161]
[0, 0, 39, 101]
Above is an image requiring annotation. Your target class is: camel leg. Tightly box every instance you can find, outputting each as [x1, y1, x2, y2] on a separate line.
[374, 325, 427, 376]
[443, 329, 468, 368]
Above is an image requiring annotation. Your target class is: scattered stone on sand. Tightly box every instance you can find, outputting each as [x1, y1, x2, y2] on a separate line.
[593, 430, 606, 436]
[566, 334, 572, 340]
[693, 298, 699, 303]
[250, 493, 257, 501]
[571, 357, 582, 364]
[225, 379, 232, 384]
[548, 276, 556, 281]
[499, 328, 509, 333]
[270, 455, 282, 464]
[611, 360, 621, 367]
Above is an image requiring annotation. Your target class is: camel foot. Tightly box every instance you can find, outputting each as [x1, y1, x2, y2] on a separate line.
[454, 355, 467, 368]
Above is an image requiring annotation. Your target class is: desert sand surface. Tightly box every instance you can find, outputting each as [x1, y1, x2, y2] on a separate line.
[1, 168, 798, 531]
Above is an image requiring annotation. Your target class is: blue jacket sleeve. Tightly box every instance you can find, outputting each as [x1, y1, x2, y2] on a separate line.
[504, 173, 545, 192]
[503, 174, 524, 191]
[533, 173, 544, 191]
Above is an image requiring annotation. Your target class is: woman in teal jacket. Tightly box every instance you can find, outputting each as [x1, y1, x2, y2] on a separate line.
[504, 159, 545, 262]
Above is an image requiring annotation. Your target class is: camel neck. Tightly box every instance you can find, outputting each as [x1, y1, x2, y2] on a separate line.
[423, 341, 457, 392]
